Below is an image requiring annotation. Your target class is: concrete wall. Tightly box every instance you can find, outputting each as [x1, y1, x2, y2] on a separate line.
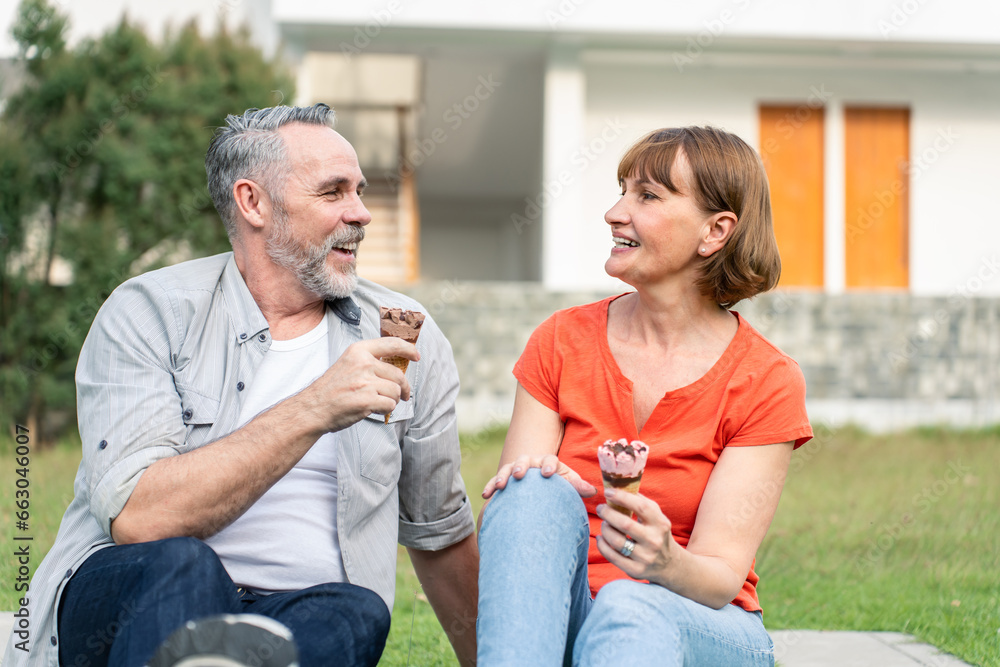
[401, 281, 1000, 433]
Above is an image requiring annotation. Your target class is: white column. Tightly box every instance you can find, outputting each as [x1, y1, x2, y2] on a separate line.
[824, 98, 845, 293]
[541, 44, 586, 290]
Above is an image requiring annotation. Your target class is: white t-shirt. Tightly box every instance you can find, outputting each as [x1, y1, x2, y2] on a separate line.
[205, 315, 348, 592]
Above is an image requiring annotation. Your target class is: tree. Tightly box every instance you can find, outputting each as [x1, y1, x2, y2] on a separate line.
[0, 0, 295, 443]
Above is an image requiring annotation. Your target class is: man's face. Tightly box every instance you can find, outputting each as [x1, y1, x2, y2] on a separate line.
[264, 123, 372, 299]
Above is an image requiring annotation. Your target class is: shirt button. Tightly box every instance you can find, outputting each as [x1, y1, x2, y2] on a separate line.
[50, 636, 57, 646]
[98, 440, 108, 450]
[240, 333, 247, 340]
[65, 569, 73, 579]
[258, 333, 267, 342]
[237, 382, 245, 391]
[183, 408, 193, 420]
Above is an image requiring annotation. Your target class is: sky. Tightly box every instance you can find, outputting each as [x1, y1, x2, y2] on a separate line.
[0, 0, 229, 58]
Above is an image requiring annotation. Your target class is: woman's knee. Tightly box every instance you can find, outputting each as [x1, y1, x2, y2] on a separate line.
[485, 468, 586, 525]
[589, 580, 683, 629]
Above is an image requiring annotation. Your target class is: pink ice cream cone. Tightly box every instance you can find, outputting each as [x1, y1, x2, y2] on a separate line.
[597, 438, 649, 517]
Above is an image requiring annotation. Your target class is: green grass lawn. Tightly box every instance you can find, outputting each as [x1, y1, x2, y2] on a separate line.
[3, 425, 998, 666]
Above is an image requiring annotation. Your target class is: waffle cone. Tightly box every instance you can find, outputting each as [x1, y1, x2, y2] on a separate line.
[382, 356, 410, 373]
[602, 474, 642, 516]
[381, 356, 411, 423]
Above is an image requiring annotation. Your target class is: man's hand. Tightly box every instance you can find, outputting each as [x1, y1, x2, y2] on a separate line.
[297, 337, 420, 434]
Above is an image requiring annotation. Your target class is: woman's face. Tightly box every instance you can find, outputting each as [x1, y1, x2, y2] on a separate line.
[604, 153, 715, 289]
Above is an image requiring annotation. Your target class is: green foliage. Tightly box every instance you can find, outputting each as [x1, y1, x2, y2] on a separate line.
[0, 0, 294, 442]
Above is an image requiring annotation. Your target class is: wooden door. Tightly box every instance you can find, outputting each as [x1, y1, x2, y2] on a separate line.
[759, 104, 825, 288]
[844, 107, 910, 288]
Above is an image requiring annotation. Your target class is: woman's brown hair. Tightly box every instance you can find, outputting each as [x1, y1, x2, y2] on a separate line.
[617, 127, 781, 307]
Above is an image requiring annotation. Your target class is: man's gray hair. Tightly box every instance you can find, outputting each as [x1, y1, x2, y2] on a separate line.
[206, 104, 336, 240]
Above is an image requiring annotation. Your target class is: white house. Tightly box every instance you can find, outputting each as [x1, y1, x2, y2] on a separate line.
[7, 0, 999, 295]
[262, 0, 1000, 299]
[5, 0, 1000, 429]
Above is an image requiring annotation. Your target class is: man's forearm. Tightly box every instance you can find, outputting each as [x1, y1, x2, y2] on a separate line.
[408, 534, 479, 667]
[111, 397, 323, 544]
[111, 336, 419, 545]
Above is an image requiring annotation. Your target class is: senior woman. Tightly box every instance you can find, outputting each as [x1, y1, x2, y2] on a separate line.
[476, 127, 813, 666]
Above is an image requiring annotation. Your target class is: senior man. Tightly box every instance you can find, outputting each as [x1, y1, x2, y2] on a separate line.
[4, 104, 478, 667]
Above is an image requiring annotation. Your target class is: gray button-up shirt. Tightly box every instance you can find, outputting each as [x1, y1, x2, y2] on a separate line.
[4, 253, 474, 667]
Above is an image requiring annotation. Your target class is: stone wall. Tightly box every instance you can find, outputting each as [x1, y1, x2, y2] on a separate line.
[400, 281, 1000, 432]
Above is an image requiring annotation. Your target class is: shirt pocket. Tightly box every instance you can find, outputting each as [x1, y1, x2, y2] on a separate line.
[176, 386, 221, 451]
[358, 400, 412, 486]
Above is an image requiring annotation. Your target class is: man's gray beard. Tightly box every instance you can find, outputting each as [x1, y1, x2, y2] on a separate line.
[265, 209, 363, 300]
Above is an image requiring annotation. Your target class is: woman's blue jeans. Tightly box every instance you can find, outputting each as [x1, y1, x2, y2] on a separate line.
[477, 469, 775, 666]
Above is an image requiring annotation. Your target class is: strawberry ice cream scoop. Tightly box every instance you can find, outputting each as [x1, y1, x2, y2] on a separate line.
[598, 438, 649, 478]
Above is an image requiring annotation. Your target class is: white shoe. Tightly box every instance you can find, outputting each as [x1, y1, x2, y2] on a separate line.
[147, 613, 299, 667]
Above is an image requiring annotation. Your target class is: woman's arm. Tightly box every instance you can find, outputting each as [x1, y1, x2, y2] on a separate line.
[480, 383, 596, 501]
[596, 440, 793, 609]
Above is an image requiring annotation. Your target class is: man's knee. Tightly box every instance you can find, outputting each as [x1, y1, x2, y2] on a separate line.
[141, 537, 227, 579]
[352, 586, 391, 638]
[317, 583, 390, 633]
[282, 584, 390, 666]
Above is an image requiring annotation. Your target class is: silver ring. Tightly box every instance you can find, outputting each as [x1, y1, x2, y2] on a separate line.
[619, 538, 636, 558]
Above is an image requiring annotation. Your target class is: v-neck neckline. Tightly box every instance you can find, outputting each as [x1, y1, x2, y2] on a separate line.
[598, 294, 750, 438]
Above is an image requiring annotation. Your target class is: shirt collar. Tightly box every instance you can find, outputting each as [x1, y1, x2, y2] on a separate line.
[220, 253, 361, 345]
[220, 253, 271, 345]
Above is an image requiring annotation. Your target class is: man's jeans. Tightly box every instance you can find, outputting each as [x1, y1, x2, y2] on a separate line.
[58, 537, 390, 667]
[477, 469, 775, 666]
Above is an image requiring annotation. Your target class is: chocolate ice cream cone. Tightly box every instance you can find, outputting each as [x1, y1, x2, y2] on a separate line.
[379, 307, 425, 423]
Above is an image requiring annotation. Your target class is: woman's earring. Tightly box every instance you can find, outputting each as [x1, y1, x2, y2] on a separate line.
[700, 247, 707, 254]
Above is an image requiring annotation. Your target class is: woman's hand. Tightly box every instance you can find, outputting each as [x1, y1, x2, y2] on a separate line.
[595, 489, 678, 585]
[482, 454, 597, 499]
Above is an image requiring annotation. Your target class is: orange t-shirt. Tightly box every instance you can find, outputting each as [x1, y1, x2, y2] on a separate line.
[513, 295, 813, 613]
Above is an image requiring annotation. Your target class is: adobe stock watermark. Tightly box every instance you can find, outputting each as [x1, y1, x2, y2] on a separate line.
[217, 0, 242, 17]
[17, 0, 67, 48]
[846, 126, 958, 246]
[544, 0, 587, 29]
[425, 280, 471, 319]
[65, 599, 147, 662]
[460, 407, 509, 460]
[510, 117, 628, 235]
[45, 66, 168, 179]
[759, 85, 834, 159]
[339, 1, 403, 59]
[749, 290, 793, 334]
[388, 74, 502, 192]
[728, 418, 838, 529]
[673, 0, 753, 72]
[771, 630, 805, 663]
[14, 267, 133, 388]
[888, 253, 1000, 373]
[854, 458, 971, 572]
[877, 0, 930, 38]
